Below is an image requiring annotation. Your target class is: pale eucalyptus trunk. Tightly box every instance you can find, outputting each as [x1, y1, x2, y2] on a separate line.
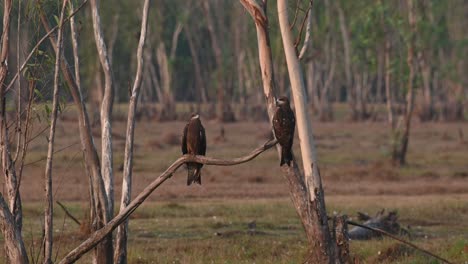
[277, 0, 335, 262]
[114, 1, 150, 263]
[43, 1, 69, 263]
[90, 0, 115, 262]
[90, 0, 114, 219]
[38, 5, 111, 264]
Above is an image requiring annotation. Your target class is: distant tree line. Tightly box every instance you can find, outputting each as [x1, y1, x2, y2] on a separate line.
[3, 0, 468, 122]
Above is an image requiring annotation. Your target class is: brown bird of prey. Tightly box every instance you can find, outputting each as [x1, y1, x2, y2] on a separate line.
[182, 113, 206, 185]
[273, 96, 295, 166]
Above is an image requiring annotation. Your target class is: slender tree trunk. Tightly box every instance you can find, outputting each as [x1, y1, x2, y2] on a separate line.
[336, 2, 357, 120]
[376, 46, 384, 103]
[90, 0, 115, 261]
[394, 0, 416, 166]
[203, 1, 233, 122]
[418, 51, 433, 121]
[43, 1, 68, 263]
[385, 37, 394, 128]
[38, 7, 112, 264]
[156, 43, 176, 120]
[114, 1, 150, 263]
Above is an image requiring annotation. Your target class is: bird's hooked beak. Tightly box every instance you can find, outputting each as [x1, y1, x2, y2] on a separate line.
[191, 114, 200, 120]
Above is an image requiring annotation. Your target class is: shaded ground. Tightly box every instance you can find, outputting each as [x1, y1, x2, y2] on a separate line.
[1, 108, 468, 263]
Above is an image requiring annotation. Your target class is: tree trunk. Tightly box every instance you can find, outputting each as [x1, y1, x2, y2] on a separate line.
[417, 51, 434, 121]
[43, 1, 68, 262]
[156, 43, 176, 120]
[384, 37, 394, 128]
[277, 1, 335, 262]
[0, 196, 28, 264]
[393, 0, 416, 166]
[89, 0, 115, 261]
[336, 2, 357, 120]
[0, 1, 28, 262]
[239, 1, 337, 263]
[203, 1, 234, 122]
[114, 1, 150, 263]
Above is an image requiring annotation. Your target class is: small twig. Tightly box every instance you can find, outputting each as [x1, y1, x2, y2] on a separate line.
[294, 2, 312, 53]
[298, 0, 313, 60]
[24, 142, 80, 167]
[289, 0, 301, 30]
[347, 220, 454, 264]
[56, 201, 81, 226]
[58, 139, 278, 264]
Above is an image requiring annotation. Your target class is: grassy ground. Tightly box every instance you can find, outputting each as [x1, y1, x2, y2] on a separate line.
[1, 106, 468, 263]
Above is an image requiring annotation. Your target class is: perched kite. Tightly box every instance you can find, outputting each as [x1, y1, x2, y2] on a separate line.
[273, 96, 295, 166]
[182, 113, 206, 185]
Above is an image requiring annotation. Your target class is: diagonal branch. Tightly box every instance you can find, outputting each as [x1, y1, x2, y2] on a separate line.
[58, 139, 277, 264]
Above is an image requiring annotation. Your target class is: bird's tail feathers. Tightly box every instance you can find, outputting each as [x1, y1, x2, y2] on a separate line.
[280, 147, 293, 166]
[187, 163, 202, 185]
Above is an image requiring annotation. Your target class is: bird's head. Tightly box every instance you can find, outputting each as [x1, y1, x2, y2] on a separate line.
[190, 113, 200, 120]
[276, 96, 290, 106]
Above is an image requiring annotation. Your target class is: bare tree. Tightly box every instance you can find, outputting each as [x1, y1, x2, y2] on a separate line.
[114, 0, 150, 263]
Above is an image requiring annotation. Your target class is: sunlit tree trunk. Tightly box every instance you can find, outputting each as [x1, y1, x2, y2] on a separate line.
[239, 1, 338, 262]
[114, 1, 150, 263]
[38, 4, 112, 264]
[277, 0, 335, 261]
[43, 1, 68, 262]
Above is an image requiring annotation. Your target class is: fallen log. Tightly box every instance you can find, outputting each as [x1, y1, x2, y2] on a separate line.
[348, 209, 408, 240]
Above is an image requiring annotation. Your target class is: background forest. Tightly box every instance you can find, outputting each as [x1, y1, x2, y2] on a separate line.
[5, 0, 468, 123]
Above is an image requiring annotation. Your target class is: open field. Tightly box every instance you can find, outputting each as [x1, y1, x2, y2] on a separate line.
[1, 109, 468, 263]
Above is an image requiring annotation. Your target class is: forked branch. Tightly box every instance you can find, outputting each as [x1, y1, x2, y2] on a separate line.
[58, 139, 278, 264]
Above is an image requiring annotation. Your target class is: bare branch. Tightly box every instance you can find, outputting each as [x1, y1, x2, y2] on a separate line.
[56, 201, 81, 226]
[289, 0, 301, 30]
[59, 139, 277, 264]
[298, 0, 313, 60]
